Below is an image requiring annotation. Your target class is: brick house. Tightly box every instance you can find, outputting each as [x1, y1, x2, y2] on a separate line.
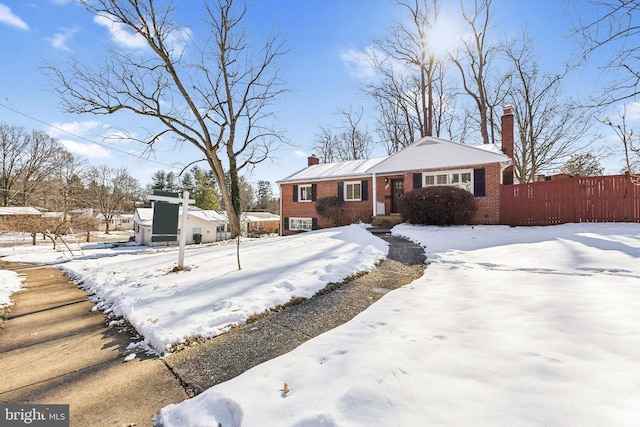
[278, 108, 514, 235]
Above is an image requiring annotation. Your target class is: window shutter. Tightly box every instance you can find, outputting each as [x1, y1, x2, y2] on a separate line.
[413, 173, 422, 189]
[311, 184, 317, 201]
[337, 182, 344, 200]
[361, 180, 368, 201]
[312, 218, 318, 229]
[293, 185, 298, 202]
[474, 168, 486, 197]
[284, 217, 289, 230]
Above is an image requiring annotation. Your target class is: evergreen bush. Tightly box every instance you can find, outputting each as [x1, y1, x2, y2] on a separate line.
[399, 186, 477, 225]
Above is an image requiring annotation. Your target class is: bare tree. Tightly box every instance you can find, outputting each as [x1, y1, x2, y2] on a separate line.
[312, 126, 339, 163]
[0, 123, 26, 206]
[85, 166, 139, 234]
[602, 105, 640, 174]
[44, 149, 86, 218]
[43, 0, 287, 247]
[312, 107, 373, 161]
[572, 0, 640, 105]
[366, 0, 454, 152]
[450, 0, 503, 145]
[0, 124, 67, 207]
[505, 33, 592, 182]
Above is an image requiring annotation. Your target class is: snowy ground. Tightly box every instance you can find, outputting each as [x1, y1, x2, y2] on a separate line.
[0, 224, 387, 353]
[2, 223, 640, 425]
[157, 223, 640, 427]
[0, 270, 23, 309]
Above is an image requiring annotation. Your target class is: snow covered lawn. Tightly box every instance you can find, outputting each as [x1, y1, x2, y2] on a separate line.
[1, 224, 387, 353]
[0, 270, 23, 309]
[157, 223, 640, 426]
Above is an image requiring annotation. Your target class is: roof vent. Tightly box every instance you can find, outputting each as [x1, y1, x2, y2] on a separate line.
[417, 139, 439, 147]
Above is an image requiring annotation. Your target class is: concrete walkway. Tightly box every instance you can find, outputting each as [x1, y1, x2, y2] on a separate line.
[0, 232, 426, 426]
[0, 263, 187, 427]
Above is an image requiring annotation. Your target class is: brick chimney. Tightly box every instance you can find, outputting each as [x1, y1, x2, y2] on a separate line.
[501, 104, 514, 185]
[308, 154, 319, 167]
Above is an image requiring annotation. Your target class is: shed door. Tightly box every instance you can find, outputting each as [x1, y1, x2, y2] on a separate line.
[391, 179, 404, 214]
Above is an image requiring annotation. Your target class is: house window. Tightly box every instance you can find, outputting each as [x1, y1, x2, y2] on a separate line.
[289, 217, 313, 231]
[344, 181, 362, 201]
[424, 170, 473, 192]
[299, 185, 313, 202]
[216, 224, 226, 233]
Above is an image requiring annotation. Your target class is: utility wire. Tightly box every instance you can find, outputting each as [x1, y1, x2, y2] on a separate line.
[0, 100, 184, 171]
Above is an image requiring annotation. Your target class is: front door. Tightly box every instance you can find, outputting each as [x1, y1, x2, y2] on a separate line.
[391, 179, 404, 213]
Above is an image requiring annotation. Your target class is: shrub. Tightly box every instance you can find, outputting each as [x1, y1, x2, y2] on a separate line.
[315, 196, 344, 226]
[399, 186, 477, 226]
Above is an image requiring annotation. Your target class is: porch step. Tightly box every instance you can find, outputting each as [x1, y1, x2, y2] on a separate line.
[371, 215, 404, 229]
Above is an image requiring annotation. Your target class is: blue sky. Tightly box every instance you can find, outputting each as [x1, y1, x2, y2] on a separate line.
[0, 0, 629, 190]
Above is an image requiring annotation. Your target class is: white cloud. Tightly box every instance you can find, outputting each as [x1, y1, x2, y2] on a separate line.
[625, 102, 640, 121]
[47, 27, 78, 51]
[59, 139, 112, 159]
[48, 120, 124, 160]
[0, 3, 28, 30]
[339, 46, 378, 80]
[48, 120, 102, 139]
[94, 13, 148, 49]
[164, 26, 192, 58]
[93, 12, 191, 57]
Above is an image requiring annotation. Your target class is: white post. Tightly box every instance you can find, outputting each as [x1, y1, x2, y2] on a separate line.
[372, 173, 377, 216]
[178, 190, 190, 269]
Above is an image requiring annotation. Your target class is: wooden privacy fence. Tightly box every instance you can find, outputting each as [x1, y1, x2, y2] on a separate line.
[500, 174, 640, 226]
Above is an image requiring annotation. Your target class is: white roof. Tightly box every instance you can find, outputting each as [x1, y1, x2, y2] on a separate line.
[0, 206, 42, 215]
[43, 212, 64, 218]
[244, 212, 280, 222]
[278, 157, 387, 183]
[136, 208, 153, 221]
[189, 210, 228, 222]
[137, 208, 278, 225]
[368, 136, 511, 174]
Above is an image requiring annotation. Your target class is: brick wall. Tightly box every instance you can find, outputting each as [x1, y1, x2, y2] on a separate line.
[281, 177, 374, 235]
[281, 163, 504, 234]
[391, 163, 503, 225]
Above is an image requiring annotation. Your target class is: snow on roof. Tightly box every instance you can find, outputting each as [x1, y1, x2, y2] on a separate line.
[278, 157, 387, 183]
[43, 212, 64, 218]
[0, 207, 42, 216]
[368, 136, 511, 174]
[244, 212, 280, 222]
[475, 143, 506, 155]
[136, 208, 153, 221]
[189, 210, 228, 222]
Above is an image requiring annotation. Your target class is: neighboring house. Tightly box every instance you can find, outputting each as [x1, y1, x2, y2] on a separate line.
[0, 206, 42, 222]
[278, 107, 515, 235]
[133, 207, 154, 245]
[134, 207, 280, 246]
[95, 212, 135, 232]
[244, 212, 281, 236]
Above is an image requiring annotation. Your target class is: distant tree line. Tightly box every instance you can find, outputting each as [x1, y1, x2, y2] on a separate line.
[0, 119, 280, 243]
[149, 168, 279, 214]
